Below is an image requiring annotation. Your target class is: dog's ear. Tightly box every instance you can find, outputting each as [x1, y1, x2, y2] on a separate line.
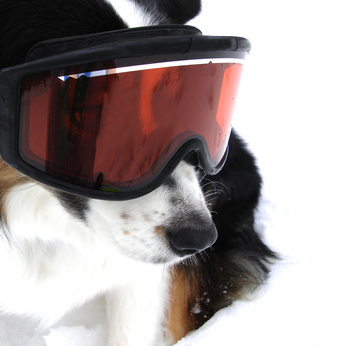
[134, 0, 201, 24]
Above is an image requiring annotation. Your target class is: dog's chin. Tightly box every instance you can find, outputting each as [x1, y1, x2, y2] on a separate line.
[120, 251, 192, 265]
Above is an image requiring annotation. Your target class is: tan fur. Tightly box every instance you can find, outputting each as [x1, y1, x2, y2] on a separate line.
[167, 265, 203, 344]
[154, 225, 166, 236]
[0, 159, 30, 223]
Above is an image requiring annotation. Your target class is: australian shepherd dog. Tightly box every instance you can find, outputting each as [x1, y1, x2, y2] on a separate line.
[0, 0, 276, 345]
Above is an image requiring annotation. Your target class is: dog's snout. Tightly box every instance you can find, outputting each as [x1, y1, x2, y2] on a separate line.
[168, 220, 218, 256]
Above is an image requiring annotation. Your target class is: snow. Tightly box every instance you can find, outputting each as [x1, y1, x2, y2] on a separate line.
[1, 0, 345, 345]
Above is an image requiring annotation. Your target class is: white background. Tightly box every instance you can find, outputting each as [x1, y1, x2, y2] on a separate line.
[1, 0, 346, 345]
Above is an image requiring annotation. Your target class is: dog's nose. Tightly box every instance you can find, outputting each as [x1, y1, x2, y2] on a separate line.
[168, 220, 218, 256]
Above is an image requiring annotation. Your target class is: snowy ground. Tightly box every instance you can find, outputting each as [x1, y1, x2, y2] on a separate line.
[1, 0, 346, 345]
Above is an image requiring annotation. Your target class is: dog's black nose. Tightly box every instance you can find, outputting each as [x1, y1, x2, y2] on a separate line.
[168, 220, 218, 256]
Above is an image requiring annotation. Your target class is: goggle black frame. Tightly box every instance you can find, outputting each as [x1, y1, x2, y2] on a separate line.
[0, 25, 250, 200]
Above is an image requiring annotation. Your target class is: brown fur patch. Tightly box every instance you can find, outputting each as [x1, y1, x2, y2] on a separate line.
[0, 159, 30, 223]
[120, 212, 131, 220]
[154, 225, 166, 237]
[167, 264, 206, 344]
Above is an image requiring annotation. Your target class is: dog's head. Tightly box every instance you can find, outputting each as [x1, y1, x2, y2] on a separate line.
[0, 0, 223, 264]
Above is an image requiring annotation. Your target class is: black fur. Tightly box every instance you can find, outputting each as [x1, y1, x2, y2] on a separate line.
[0, 0, 126, 68]
[133, 0, 201, 24]
[0, 0, 277, 333]
[53, 191, 89, 221]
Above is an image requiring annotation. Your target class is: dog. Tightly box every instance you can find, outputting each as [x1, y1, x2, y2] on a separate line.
[0, 0, 277, 345]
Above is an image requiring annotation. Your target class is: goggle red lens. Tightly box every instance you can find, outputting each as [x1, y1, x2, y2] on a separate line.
[19, 60, 243, 191]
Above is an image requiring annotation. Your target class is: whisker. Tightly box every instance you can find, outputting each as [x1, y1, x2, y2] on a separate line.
[203, 192, 221, 199]
[201, 179, 231, 195]
[198, 251, 208, 262]
[198, 172, 207, 184]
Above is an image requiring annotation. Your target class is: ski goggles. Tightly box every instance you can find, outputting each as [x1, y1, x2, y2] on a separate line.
[0, 25, 250, 200]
